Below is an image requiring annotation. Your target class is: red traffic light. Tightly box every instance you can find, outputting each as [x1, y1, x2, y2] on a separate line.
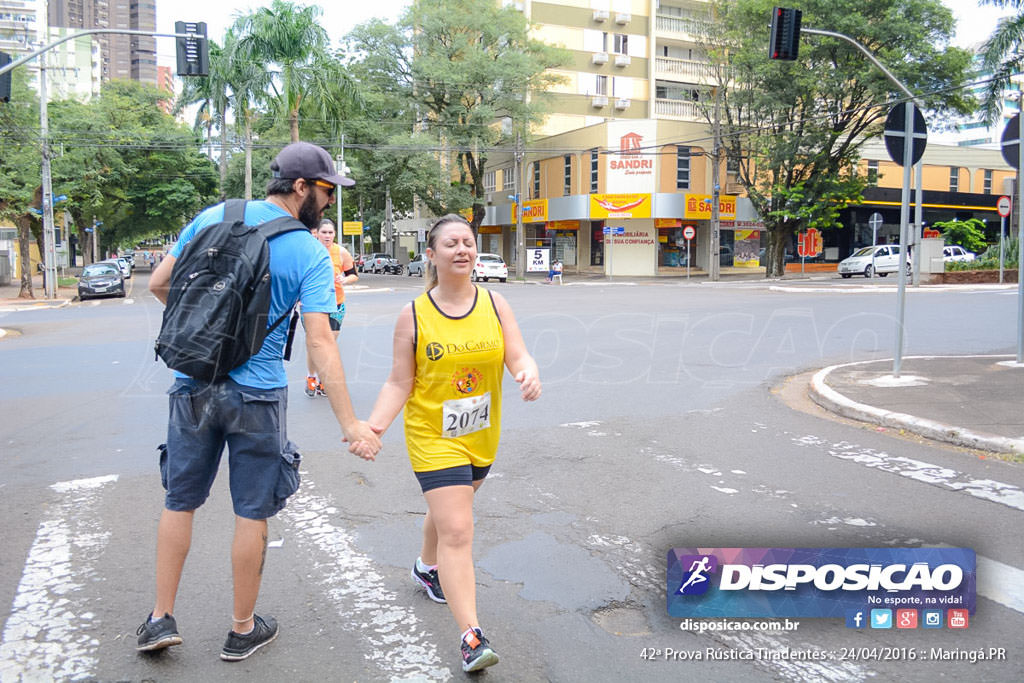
[769, 7, 802, 61]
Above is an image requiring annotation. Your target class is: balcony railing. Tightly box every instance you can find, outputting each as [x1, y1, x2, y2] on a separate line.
[655, 14, 712, 39]
[654, 98, 702, 121]
[655, 56, 714, 81]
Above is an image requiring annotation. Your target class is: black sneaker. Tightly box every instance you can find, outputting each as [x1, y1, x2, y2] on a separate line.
[411, 561, 446, 603]
[136, 613, 182, 651]
[461, 628, 499, 672]
[220, 614, 279, 662]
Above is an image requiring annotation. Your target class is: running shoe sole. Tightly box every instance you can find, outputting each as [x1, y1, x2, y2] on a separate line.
[463, 648, 499, 672]
[136, 633, 183, 651]
[220, 628, 278, 661]
[411, 567, 446, 603]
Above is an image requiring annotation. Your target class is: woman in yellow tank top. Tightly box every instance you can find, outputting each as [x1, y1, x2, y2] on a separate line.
[368, 214, 541, 673]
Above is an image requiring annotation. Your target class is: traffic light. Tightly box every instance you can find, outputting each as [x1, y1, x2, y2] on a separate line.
[0, 52, 11, 103]
[175, 21, 209, 77]
[769, 7, 802, 61]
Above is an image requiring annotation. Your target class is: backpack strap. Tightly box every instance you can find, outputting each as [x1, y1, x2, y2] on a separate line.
[254, 214, 309, 361]
[256, 215, 310, 240]
[223, 198, 247, 223]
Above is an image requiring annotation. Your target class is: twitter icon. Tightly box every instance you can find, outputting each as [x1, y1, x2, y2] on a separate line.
[870, 609, 892, 629]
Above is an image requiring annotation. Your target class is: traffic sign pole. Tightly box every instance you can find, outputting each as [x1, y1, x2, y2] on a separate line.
[1000, 115, 1024, 363]
[997, 196, 1010, 285]
[894, 102, 914, 377]
[913, 161, 923, 286]
[868, 212, 883, 279]
[1018, 165, 1024, 363]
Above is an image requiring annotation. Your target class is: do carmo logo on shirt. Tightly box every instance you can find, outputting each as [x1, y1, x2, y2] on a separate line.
[425, 342, 445, 361]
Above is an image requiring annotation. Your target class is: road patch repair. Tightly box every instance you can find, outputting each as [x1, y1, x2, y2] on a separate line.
[809, 355, 1024, 457]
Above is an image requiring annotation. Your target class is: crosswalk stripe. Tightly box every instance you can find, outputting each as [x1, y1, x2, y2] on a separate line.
[0, 475, 117, 683]
[279, 474, 450, 681]
[794, 435, 1024, 513]
[977, 555, 1024, 615]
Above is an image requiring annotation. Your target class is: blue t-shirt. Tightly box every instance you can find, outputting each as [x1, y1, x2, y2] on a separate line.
[170, 200, 335, 388]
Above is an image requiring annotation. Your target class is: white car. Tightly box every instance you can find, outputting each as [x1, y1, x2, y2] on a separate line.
[101, 258, 132, 279]
[472, 253, 508, 282]
[837, 245, 909, 279]
[942, 245, 975, 263]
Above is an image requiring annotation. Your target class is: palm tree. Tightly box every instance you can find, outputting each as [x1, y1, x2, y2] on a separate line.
[233, 0, 358, 142]
[979, 1, 1024, 122]
[174, 40, 232, 198]
[223, 31, 271, 199]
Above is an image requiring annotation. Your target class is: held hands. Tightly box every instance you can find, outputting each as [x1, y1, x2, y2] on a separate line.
[345, 420, 382, 461]
[515, 369, 542, 402]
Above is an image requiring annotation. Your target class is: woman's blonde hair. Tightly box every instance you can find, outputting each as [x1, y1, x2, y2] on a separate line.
[424, 213, 474, 291]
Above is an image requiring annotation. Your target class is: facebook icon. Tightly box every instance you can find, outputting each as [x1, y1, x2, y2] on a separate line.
[845, 610, 866, 629]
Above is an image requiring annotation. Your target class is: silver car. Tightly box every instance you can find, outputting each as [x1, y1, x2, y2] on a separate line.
[407, 253, 427, 277]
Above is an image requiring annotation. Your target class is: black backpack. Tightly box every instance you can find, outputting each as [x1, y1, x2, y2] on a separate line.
[155, 199, 310, 382]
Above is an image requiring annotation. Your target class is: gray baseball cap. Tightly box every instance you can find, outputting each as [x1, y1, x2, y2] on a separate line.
[271, 141, 354, 187]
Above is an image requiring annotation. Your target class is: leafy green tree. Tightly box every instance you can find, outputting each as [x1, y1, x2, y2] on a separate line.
[705, 0, 972, 277]
[398, 0, 569, 230]
[49, 81, 218, 253]
[341, 19, 453, 246]
[0, 69, 42, 297]
[342, 2, 567, 235]
[933, 217, 988, 253]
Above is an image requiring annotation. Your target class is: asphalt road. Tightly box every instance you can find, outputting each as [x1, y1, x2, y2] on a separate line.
[0, 272, 1021, 682]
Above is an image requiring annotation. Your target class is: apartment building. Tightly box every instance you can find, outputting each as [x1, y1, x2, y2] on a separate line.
[46, 26, 101, 101]
[0, 0, 39, 86]
[472, 0, 753, 276]
[48, 0, 156, 86]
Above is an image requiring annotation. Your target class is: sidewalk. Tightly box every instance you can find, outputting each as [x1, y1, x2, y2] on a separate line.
[809, 355, 1024, 457]
[0, 274, 77, 309]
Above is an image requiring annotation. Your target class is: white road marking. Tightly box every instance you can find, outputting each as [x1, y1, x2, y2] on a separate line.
[0, 475, 118, 683]
[280, 475, 449, 681]
[814, 517, 877, 528]
[977, 555, 1024, 615]
[794, 435, 1024, 513]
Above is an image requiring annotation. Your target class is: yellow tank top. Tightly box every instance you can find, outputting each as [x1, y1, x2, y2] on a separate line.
[404, 286, 505, 472]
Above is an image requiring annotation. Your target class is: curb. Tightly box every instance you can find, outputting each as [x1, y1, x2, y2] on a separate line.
[809, 357, 1024, 456]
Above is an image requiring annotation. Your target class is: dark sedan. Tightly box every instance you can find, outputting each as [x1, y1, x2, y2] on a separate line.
[78, 263, 125, 300]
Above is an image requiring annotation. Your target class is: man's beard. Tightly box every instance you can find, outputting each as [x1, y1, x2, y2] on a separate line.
[298, 192, 322, 230]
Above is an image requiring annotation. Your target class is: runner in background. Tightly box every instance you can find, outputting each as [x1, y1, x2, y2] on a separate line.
[306, 219, 358, 396]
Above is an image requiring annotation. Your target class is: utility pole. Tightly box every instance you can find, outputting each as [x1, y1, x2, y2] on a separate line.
[40, 47, 58, 298]
[336, 133, 348, 250]
[710, 86, 721, 282]
[515, 130, 525, 280]
[385, 186, 394, 258]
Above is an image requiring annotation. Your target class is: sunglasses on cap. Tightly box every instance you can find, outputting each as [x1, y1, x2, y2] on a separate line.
[307, 178, 335, 197]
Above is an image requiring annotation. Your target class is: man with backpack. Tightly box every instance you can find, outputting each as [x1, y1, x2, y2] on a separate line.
[139, 141, 381, 661]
